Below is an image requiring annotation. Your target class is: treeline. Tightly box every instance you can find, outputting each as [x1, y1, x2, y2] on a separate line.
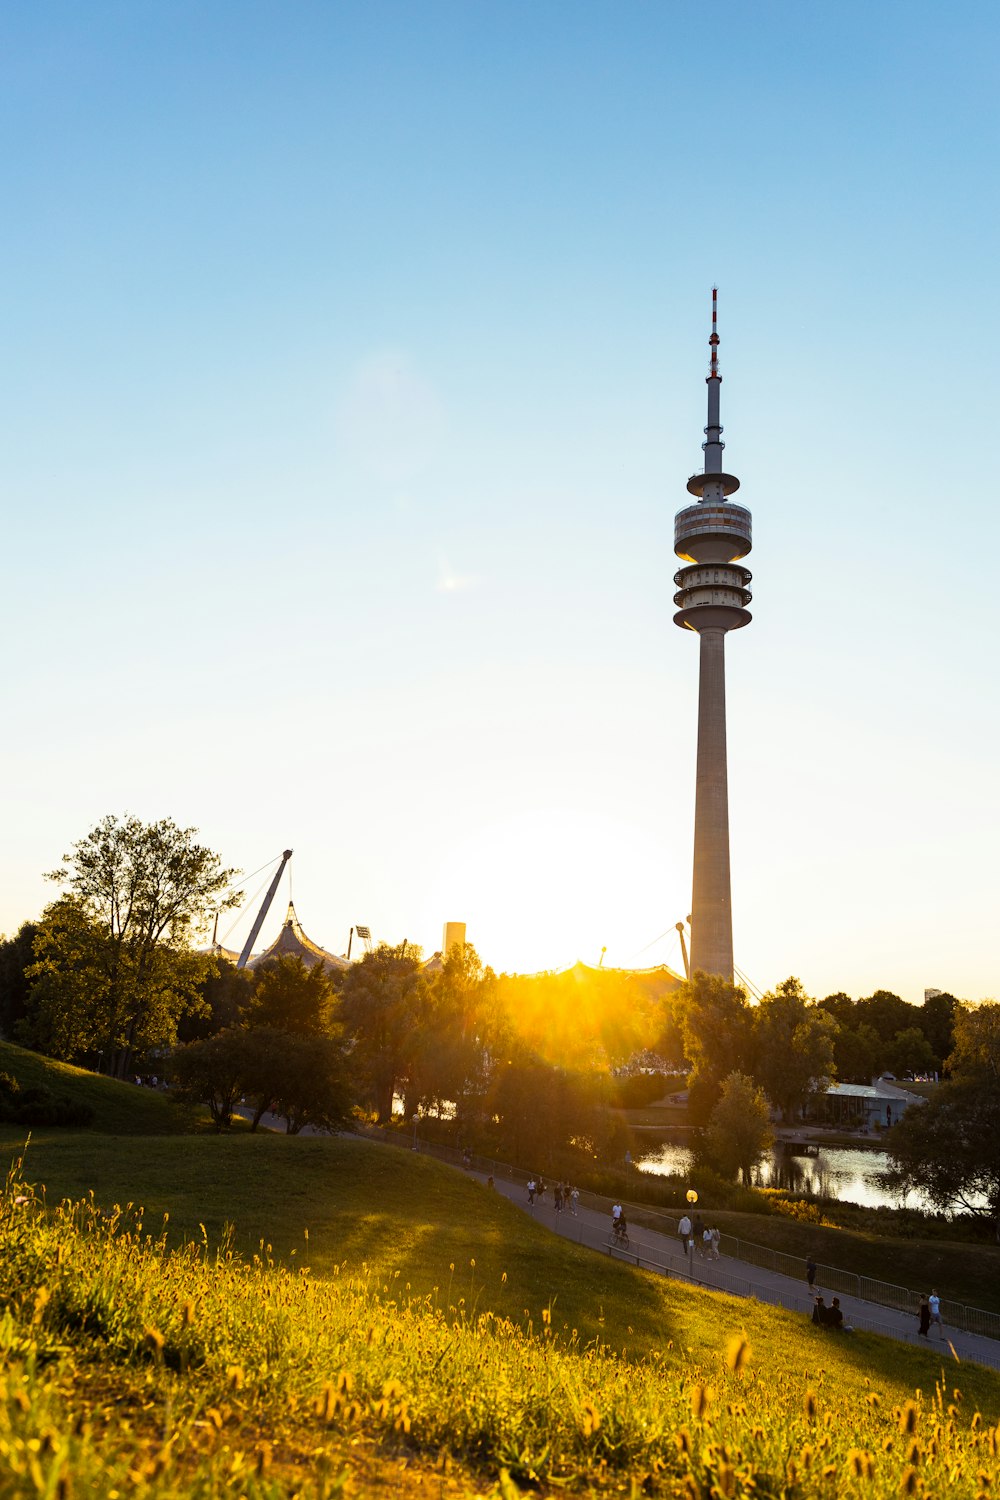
[816, 988, 957, 1081]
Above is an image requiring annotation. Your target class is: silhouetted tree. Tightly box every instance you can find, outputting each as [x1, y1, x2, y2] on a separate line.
[703, 1071, 774, 1186]
[752, 977, 837, 1121]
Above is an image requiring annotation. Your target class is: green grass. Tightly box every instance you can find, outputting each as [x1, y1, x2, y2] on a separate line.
[0, 1038, 206, 1134]
[1, 1132, 999, 1497]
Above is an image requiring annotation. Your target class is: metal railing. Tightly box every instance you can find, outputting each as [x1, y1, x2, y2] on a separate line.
[354, 1123, 1000, 1346]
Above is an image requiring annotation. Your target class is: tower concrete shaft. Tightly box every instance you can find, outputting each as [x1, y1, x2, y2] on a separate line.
[673, 290, 753, 980]
[691, 628, 733, 979]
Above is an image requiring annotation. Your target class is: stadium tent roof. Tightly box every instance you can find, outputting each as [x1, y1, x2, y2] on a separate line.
[246, 902, 349, 973]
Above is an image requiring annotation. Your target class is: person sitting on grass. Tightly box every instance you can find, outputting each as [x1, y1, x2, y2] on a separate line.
[827, 1297, 852, 1332]
[811, 1295, 827, 1326]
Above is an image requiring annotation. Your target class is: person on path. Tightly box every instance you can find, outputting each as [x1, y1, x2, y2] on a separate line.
[708, 1225, 721, 1260]
[928, 1290, 942, 1336]
[554, 1183, 563, 1213]
[806, 1255, 817, 1290]
[537, 1177, 546, 1202]
[918, 1294, 931, 1338]
[611, 1201, 623, 1229]
[703, 1226, 713, 1259]
[693, 1214, 705, 1255]
[570, 1186, 580, 1216]
[527, 1178, 536, 1205]
[678, 1213, 692, 1253]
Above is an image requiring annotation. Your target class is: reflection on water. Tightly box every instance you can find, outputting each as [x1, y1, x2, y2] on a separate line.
[637, 1138, 931, 1210]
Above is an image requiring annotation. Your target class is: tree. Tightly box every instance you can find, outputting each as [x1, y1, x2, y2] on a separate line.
[752, 977, 838, 1122]
[407, 943, 503, 1120]
[882, 1003, 1000, 1236]
[250, 955, 335, 1035]
[832, 1021, 879, 1083]
[886, 1025, 936, 1079]
[169, 1028, 255, 1131]
[26, 815, 238, 1075]
[918, 991, 959, 1070]
[675, 971, 755, 1125]
[169, 1024, 354, 1134]
[703, 1071, 775, 1186]
[177, 957, 254, 1043]
[336, 942, 423, 1120]
[267, 1030, 353, 1134]
[0, 922, 39, 1040]
[855, 990, 914, 1045]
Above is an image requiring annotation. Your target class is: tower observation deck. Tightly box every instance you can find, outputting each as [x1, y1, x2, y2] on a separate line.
[673, 290, 752, 980]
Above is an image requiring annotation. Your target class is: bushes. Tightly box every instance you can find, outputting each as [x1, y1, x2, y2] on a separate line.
[0, 1070, 93, 1127]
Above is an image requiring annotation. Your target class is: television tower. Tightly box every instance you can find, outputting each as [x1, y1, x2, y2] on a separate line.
[673, 290, 752, 980]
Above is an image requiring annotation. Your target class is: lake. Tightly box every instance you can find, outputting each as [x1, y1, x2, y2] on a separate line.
[636, 1136, 932, 1210]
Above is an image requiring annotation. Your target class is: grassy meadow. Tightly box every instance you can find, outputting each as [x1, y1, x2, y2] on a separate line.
[0, 1045, 999, 1496]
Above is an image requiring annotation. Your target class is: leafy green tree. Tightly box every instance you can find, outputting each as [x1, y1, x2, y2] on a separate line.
[832, 1020, 880, 1082]
[267, 1030, 352, 1134]
[250, 955, 335, 1035]
[407, 943, 505, 1121]
[752, 977, 838, 1121]
[675, 971, 755, 1125]
[886, 1025, 936, 1079]
[703, 1071, 775, 1186]
[817, 992, 855, 1028]
[883, 1003, 1000, 1236]
[177, 957, 254, 1043]
[918, 991, 959, 1069]
[25, 815, 237, 1076]
[855, 989, 914, 1045]
[336, 941, 423, 1120]
[169, 1027, 255, 1130]
[486, 1042, 622, 1166]
[27, 898, 209, 1072]
[0, 922, 39, 1040]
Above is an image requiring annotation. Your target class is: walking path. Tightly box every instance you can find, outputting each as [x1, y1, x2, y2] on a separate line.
[475, 1172, 1000, 1372]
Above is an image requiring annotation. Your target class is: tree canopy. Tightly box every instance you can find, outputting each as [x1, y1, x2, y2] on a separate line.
[882, 1002, 1000, 1235]
[24, 815, 238, 1075]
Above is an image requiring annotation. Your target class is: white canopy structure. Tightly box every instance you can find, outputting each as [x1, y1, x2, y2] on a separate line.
[246, 901, 349, 974]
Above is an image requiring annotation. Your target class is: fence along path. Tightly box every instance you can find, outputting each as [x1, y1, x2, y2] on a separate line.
[357, 1124, 1000, 1363]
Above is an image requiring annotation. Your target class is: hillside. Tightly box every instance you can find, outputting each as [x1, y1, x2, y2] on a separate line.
[0, 1037, 205, 1134]
[0, 1132, 997, 1496]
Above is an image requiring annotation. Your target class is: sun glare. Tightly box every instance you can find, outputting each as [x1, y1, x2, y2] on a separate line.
[421, 809, 685, 976]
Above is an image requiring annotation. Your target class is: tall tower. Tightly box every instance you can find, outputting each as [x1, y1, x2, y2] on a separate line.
[673, 290, 752, 980]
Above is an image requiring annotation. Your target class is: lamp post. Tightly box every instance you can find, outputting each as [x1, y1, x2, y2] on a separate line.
[686, 1189, 698, 1269]
[411, 1114, 418, 1151]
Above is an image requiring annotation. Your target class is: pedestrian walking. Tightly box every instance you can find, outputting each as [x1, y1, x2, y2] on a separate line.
[918, 1294, 931, 1339]
[806, 1255, 817, 1290]
[570, 1186, 579, 1216]
[527, 1178, 536, 1205]
[554, 1183, 563, 1213]
[693, 1213, 705, 1255]
[678, 1212, 692, 1251]
[928, 1290, 942, 1337]
[708, 1225, 721, 1260]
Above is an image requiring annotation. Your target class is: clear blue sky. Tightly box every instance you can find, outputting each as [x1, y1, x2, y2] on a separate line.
[1, 2, 997, 1002]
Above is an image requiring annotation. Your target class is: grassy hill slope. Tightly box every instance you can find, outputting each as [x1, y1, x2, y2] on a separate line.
[0, 1038, 205, 1134]
[0, 1132, 998, 1496]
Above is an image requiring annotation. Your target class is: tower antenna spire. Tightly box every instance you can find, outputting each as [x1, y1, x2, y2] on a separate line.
[709, 285, 720, 380]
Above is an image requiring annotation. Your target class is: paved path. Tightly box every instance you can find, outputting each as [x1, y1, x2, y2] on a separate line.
[476, 1171, 1000, 1373]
